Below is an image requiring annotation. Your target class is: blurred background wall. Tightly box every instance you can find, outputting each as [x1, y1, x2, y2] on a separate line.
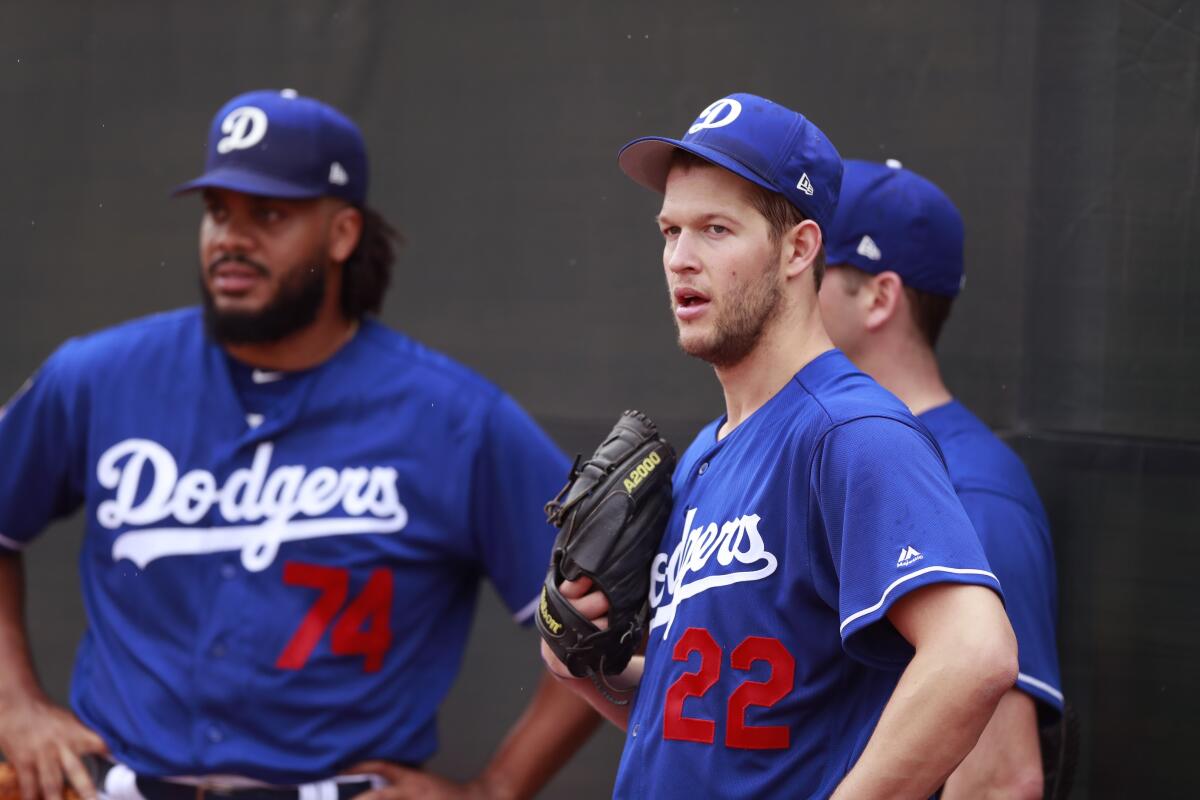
[1, 1, 1197, 796]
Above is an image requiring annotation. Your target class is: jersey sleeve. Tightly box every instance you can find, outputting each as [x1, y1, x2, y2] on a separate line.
[810, 416, 1003, 668]
[0, 345, 88, 550]
[959, 488, 1064, 716]
[469, 393, 570, 624]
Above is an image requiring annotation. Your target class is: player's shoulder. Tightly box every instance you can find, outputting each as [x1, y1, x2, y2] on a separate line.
[792, 348, 922, 434]
[676, 351, 934, 476]
[351, 320, 504, 405]
[44, 307, 204, 378]
[919, 400, 1041, 501]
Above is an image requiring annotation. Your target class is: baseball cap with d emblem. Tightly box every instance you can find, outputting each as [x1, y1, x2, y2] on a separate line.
[618, 93, 843, 231]
[824, 160, 965, 297]
[174, 89, 368, 206]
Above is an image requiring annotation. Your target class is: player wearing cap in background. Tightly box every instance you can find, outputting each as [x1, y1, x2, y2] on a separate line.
[819, 159, 1064, 799]
[541, 92, 1019, 798]
[0, 89, 599, 800]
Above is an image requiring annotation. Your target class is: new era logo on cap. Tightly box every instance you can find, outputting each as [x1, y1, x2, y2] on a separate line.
[617, 93, 844, 231]
[856, 235, 882, 261]
[173, 89, 369, 206]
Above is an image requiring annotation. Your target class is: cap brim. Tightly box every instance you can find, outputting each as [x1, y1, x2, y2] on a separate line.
[617, 136, 777, 196]
[171, 166, 322, 200]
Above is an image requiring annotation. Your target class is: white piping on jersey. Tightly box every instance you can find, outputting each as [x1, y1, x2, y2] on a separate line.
[839, 565, 1000, 634]
[0, 531, 26, 551]
[514, 592, 541, 624]
[1017, 672, 1065, 703]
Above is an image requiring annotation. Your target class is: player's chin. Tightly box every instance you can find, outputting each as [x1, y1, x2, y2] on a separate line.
[676, 328, 715, 359]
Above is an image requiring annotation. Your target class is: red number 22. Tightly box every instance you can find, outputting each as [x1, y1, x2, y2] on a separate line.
[275, 562, 393, 673]
[664, 627, 795, 749]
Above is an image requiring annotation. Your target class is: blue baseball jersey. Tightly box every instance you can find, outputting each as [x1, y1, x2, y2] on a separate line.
[919, 400, 1063, 716]
[0, 307, 567, 783]
[613, 350, 1002, 799]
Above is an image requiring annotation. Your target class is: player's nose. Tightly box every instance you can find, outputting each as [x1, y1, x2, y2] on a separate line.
[664, 230, 701, 274]
[206, 213, 257, 256]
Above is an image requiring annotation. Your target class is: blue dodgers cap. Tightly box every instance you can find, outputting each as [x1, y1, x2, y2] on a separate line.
[824, 160, 965, 297]
[174, 89, 368, 206]
[618, 93, 843, 231]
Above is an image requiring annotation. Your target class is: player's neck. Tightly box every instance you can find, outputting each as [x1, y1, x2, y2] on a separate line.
[222, 305, 360, 372]
[713, 302, 833, 440]
[855, 334, 952, 416]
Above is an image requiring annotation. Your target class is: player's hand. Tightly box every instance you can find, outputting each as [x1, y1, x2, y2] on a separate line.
[539, 576, 610, 681]
[343, 761, 492, 800]
[0, 695, 107, 800]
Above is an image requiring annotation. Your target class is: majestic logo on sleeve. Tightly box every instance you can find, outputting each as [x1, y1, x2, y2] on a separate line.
[649, 507, 778, 638]
[98, 439, 407, 572]
[896, 545, 923, 568]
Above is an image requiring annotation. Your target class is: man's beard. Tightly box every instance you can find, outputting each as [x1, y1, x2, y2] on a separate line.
[676, 262, 783, 368]
[201, 254, 328, 345]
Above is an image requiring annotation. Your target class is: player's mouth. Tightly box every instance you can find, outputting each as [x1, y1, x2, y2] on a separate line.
[209, 256, 269, 296]
[673, 286, 711, 321]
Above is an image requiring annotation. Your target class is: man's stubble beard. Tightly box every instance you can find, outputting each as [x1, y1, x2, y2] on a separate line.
[675, 259, 785, 369]
[201, 253, 329, 345]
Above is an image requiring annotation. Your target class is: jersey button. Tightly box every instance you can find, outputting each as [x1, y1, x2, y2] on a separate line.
[206, 725, 223, 744]
[211, 642, 227, 658]
[698, 462, 709, 475]
[220, 563, 237, 580]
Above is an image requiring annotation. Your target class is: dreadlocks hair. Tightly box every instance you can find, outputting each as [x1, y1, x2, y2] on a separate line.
[340, 206, 402, 320]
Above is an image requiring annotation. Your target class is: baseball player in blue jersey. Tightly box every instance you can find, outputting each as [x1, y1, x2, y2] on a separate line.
[818, 159, 1064, 798]
[541, 94, 1019, 798]
[0, 89, 598, 800]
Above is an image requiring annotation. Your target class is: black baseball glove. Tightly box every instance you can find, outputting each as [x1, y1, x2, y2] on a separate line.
[537, 410, 676, 682]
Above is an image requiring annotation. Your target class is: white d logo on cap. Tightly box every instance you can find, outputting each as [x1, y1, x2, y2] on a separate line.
[688, 98, 742, 134]
[217, 106, 269, 154]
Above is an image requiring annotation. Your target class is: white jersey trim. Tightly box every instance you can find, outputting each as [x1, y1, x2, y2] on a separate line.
[0, 531, 26, 551]
[839, 565, 1000, 634]
[1017, 671, 1065, 703]
[514, 592, 541, 624]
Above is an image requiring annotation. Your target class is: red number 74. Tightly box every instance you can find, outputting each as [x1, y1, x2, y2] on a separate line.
[275, 562, 394, 673]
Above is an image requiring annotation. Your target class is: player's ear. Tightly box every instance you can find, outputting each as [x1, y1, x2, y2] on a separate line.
[864, 271, 904, 331]
[782, 219, 822, 281]
[327, 203, 364, 265]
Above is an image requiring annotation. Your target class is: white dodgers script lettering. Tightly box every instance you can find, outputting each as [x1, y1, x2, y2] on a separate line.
[649, 507, 778, 638]
[99, 438, 408, 571]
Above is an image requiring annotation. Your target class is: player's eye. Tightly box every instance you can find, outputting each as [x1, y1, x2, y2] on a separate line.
[707, 224, 729, 235]
[257, 207, 285, 224]
[662, 225, 681, 238]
